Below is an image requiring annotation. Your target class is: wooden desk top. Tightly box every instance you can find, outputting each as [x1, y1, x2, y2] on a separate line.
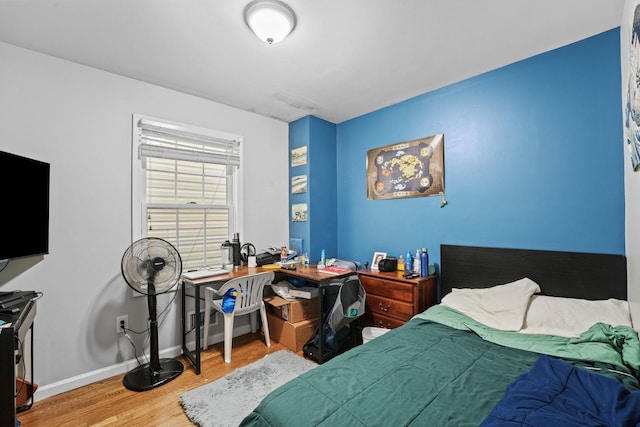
[182, 264, 353, 286]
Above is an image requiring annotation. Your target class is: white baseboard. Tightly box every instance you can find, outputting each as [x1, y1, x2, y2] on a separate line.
[34, 324, 252, 401]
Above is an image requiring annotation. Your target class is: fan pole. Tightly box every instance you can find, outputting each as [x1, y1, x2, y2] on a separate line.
[148, 282, 161, 372]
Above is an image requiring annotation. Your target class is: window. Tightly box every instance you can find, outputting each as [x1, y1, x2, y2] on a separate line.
[132, 115, 242, 271]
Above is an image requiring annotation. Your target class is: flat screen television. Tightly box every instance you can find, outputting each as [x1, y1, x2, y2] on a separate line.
[0, 150, 50, 261]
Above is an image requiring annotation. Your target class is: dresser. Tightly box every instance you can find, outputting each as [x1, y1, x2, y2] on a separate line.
[357, 270, 437, 329]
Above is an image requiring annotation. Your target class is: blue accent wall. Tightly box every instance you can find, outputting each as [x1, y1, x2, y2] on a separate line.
[332, 29, 624, 268]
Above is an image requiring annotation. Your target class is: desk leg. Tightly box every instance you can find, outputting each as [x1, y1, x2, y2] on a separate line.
[181, 283, 186, 358]
[317, 283, 325, 364]
[194, 285, 201, 374]
[181, 282, 201, 374]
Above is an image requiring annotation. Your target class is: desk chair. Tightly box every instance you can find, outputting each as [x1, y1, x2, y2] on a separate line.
[203, 271, 274, 363]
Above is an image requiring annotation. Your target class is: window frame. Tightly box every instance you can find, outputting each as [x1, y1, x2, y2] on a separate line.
[130, 114, 242, 270]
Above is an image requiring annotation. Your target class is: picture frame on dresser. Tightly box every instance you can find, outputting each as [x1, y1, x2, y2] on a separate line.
[371, 252, 386, 270]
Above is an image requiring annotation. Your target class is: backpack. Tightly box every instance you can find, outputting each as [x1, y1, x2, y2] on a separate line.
[303, 275, 366, 362]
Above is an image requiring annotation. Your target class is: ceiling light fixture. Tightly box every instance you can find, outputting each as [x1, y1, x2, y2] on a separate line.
[244, 0, 296, 45]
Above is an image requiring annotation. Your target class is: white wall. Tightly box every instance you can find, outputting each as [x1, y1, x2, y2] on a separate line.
[622, 0, 640, 330]
[0, 41, 289, 397]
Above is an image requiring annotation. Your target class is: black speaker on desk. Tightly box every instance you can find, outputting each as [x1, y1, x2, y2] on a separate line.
[378, 257, 397, 272]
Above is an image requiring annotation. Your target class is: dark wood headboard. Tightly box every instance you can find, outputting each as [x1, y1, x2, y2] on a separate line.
[440, 244, 627, 301]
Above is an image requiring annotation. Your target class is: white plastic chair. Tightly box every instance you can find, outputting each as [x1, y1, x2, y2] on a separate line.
[203, 271, 274, 363]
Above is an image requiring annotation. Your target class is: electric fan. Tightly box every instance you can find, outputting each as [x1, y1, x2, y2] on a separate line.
[120, 237, 184, 391]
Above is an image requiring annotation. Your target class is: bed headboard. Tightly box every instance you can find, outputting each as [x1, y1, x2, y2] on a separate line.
[440, 244, 627, 301]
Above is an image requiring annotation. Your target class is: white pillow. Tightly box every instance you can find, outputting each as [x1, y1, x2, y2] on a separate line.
[441, 278, 540, 331]
[520, 295, 632, 338]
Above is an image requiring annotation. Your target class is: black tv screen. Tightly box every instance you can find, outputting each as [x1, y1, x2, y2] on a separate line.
[0, 151, 50, 261]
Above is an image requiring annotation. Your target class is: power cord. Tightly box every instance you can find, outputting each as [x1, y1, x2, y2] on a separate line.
[120, 291, 178, 367]
[122, 330, 145, 367]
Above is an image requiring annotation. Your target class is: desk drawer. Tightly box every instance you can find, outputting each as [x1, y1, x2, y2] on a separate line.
[365, 294, 413, 322]
[359, 276, 413, 303]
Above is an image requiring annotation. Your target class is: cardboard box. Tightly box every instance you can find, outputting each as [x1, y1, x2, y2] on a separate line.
[288, 286, 319, 299]
[264, 295, 318, 323]
[267, 313, 318, 352]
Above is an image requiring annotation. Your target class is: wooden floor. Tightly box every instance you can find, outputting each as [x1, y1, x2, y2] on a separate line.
[17, 334, 292, 426]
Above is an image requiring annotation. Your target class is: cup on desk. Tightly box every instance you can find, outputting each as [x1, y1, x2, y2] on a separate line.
[248, 255, 257, 268]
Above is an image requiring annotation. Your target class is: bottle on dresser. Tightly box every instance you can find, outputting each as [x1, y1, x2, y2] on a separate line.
[421, 248, 428, 276]
[406, 250, 413, 272]
[413, 249, 421, 274]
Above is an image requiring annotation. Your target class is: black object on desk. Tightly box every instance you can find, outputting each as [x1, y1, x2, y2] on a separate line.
[0, 296, 37, 427]
[0, 291, 38, 310]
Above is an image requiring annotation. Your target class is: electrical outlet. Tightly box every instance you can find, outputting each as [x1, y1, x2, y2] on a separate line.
[116, 315, 129, 334]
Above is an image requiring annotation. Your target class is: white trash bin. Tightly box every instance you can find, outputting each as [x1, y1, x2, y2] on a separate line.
[362, 326, 390, 344]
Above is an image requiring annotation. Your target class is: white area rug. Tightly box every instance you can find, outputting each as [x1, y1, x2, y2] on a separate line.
[180, 350, 316, 427]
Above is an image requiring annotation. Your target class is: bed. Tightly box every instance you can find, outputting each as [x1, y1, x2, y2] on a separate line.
[240, 244, 640, 426]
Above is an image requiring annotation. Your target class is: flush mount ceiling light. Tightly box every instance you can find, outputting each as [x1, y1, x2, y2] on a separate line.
[244, 0, 296, 45]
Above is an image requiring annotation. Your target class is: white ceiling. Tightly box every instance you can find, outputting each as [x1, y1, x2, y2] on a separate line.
[0, 0, 625, 124]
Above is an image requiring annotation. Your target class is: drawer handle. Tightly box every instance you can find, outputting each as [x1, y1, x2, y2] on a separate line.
[377, 320, 391, 328]
[378, 302, 391, 312]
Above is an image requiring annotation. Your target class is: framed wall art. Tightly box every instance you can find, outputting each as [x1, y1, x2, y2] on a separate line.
[626, 2, 640, 170]
[291, 174, 307, 194]
[292, 203, 308, 222]
[366, 134, 444, 200]
[291, 146, 307, 167]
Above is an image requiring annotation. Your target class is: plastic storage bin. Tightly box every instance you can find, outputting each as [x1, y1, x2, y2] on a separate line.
[362, 326, 390, 344]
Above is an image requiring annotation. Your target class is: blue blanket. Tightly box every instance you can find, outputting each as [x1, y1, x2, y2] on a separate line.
[481, 355, 640, 427]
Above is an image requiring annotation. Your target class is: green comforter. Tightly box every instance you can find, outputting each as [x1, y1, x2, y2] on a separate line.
[241, 307, 640, 427]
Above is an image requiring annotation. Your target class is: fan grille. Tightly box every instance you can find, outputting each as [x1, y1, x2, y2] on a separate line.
[121, 237, 182, 295]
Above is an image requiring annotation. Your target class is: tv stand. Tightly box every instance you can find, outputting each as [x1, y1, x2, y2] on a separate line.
[0, 298, 36, 427]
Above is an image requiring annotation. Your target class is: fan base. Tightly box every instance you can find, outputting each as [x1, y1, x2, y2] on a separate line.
[123, 358, 184, 392]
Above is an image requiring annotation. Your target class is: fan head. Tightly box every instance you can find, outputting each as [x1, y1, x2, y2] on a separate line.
[121, 237, 182, 295]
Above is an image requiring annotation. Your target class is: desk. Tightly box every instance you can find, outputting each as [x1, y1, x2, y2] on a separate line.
[181, 265, 351, 374]
[0, 299, 36, 427]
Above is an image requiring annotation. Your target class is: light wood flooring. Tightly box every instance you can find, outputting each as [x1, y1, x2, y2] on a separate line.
[17, 334, 293, 426]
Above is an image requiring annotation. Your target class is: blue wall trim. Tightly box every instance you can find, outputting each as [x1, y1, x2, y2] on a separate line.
[332, 28, 624, 268]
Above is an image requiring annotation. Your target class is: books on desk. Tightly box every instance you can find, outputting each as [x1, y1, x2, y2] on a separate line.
[317, 266, 353, 275]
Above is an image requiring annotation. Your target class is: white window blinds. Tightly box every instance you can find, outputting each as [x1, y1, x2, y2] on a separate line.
[137, 117, 241, 167]
[133, 115, 242, 271]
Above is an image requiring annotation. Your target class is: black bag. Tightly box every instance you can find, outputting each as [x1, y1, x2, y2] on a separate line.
[303, 275, 366, 362]
[256, 251, 278, 266]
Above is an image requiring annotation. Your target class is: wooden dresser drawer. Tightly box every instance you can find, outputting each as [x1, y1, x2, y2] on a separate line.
[358, 270, 437, 329]
[359, 276, 414, 303]
[365, 294, 414, 322]
[362, 312, 405, 329]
